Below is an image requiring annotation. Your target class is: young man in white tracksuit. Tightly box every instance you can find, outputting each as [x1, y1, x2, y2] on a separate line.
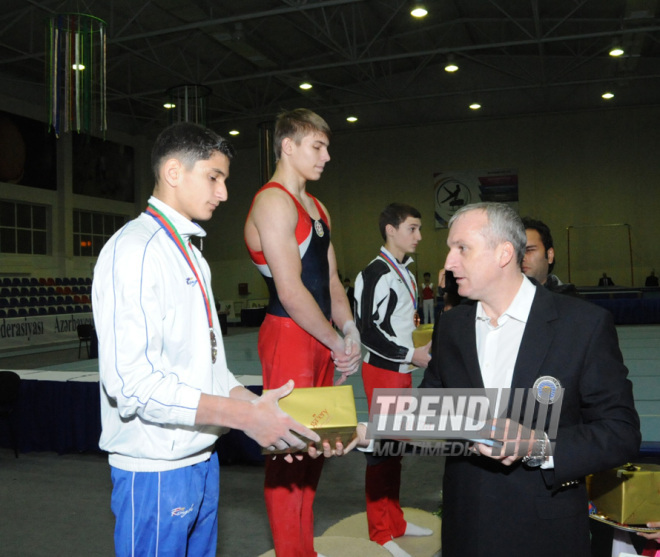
[93, 122, 320, 557]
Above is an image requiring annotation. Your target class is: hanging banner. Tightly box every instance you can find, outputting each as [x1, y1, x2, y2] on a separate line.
[0, 313, 93, 350]
[434, 169, 519, 228]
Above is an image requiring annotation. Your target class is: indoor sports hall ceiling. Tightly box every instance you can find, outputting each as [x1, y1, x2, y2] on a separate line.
[1, 0, 659, 146]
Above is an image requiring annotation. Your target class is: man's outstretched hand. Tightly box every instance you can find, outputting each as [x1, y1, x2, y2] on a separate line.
[246, 380, 320, 452]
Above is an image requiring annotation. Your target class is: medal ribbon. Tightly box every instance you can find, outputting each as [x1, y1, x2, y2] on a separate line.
[378, 250, 417, 309]
[146, 204, 213, 330]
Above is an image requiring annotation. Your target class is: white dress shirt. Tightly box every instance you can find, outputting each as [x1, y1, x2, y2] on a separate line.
[475, 275, 534, 389]
[475, 276, 553, 467]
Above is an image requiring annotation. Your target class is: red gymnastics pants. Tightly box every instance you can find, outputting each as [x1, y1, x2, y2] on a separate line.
[362, 361, 413, 546]
[258, 314, 334, 557]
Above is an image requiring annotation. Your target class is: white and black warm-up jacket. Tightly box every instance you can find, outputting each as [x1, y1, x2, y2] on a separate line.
[354, 246, 418, 373]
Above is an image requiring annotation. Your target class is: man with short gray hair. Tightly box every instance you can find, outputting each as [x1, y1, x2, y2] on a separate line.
[421, 202, 640, 557]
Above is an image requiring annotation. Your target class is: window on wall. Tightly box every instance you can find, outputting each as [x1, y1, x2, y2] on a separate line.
[0, 200, 49, 255]
[73, 210, 126, 256]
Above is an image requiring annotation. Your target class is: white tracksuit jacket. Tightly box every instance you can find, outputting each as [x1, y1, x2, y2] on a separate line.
[93, 196, 241, 472]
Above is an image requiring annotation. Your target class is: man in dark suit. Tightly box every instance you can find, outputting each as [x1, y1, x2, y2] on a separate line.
[421, 203, 640, 557]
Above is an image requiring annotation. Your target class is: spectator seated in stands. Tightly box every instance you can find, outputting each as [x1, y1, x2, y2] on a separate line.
[646, 269, 659, 287]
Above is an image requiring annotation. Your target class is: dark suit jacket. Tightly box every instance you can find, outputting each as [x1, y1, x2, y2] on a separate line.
[421, 283, 640, 557]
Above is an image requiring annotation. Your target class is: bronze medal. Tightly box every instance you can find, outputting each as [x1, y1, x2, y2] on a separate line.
[210, 329, 217, 363]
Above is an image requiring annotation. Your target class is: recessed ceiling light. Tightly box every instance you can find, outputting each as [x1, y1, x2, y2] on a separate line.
[299, 81, 313, 90]
[609, 46, 624, 57]
[469, 103, 481, 110]
[602, 92, 614, 100]
[229, 130, 240, 136]
[163, 103, 176, 109]
[346, 116, 358, 123]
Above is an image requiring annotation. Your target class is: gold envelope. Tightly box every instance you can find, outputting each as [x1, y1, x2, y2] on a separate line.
[266, 385, 358, 453]
[589, 463, 660, 524]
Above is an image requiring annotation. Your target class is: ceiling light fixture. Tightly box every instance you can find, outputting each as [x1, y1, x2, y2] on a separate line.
[299, 81, 313, 90]
[47, 13, 107, 137]
[165, 84, 211, 125]
[609, 45, 624, 57]
[469, 103, 481, 110]
[229, 130, 240, 136]
[163, 103, 176, 109]
[445, 55, 459, 73]
[602, 92, 614, 100]
[410, 1, 428, 18]
[346, 116, 358, 123]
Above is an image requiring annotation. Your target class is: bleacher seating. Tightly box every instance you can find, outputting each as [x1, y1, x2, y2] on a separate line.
[0, 276, 94, 316]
